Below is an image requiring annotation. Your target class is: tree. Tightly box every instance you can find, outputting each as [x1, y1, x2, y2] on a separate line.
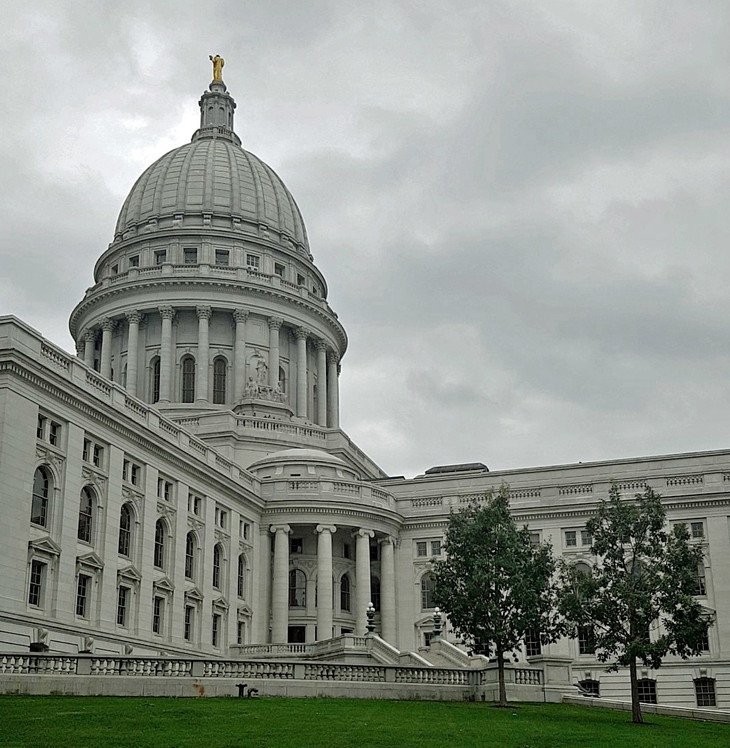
[432, 484, 562, 706]
[558, 483, 711, 724]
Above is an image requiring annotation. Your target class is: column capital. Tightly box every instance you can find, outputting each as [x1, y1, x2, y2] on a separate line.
[270, 524, 291, 535]
[268, 316, 283, 330]
[158, 305, 175, 321]
[316, 339, 328, 353]
[101, 317, 115, 332]
[75, 340, 85, 356]
[315, 524, 337, 535]
[196, 305, 212, 320]
[83, 329, 96, 342]
[327, 352, 339, 366]
[233, 308, 249, 323]
[295, 327, 309, 341]
[126, 310, 142, 325]
[379, 535, 398, 548]
[353, 528, 375, 540]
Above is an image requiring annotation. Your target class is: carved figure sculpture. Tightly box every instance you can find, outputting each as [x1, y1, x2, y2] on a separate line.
[209, 54, 224, 81]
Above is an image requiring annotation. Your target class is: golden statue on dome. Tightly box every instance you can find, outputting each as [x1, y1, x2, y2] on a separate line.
[209, 54, 224, 81]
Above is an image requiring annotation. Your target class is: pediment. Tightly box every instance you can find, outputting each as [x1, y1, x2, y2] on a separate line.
[117, 564, 142, 582]
[28, 536, 62, 557]
[185, 585, 204, 602]
[153, 576, 175, 593]
[237, 603, 253, 617]
[77, 551, 104, 570]
[212, 595, 229, 611]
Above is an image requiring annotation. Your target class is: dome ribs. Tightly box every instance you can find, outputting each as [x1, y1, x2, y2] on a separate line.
[225, 142, 241, 225]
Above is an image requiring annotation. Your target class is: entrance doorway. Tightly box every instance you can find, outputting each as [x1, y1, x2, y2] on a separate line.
[288, 625, 306, 643]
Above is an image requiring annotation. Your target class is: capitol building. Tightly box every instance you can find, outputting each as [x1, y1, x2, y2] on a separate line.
[1, 64, 728, 708]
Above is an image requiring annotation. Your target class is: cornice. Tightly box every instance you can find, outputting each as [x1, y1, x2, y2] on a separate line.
[0, 355, 264, 511]
[262, 503, 402, 531]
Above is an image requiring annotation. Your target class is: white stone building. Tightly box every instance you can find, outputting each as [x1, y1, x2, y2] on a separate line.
[1, 69, 728, 708]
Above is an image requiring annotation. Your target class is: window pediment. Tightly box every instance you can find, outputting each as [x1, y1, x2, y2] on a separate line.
[28, 536, 62, 558]
[77, 551, 104, 571]
[153, 576, 175, 593]
[117, 564, 142, 582]
[185, 586, 204, 602]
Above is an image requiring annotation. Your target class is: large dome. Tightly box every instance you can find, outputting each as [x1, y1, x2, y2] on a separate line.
[114, 138, 309, 250]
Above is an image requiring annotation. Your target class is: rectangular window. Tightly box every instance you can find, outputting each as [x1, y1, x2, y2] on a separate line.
[49, 422, 60, 447]
[215, 249, 229, 266]
[697, 630, 710, 653]
[690, 521, 704, 539]
[416, 541, 428, 557]
[158, 478, 173, 502]
[694, 563, 707, 596]
[297, 273, 305, 286]
[154, 250, 167, 265]
[274, 262, 285, 278]
[424, 631, 433, 647]
[129, 255, 139, 268]
[525, 628, 541, 657]
[212, 613, 221, 647]
[581, 530, 592, 546]
[637, 679, 657, 704]
[240, 520, 250, 540]
[578, 625, 596, 655]
[529, 532, 540, 547]
[311, 285, 319, 296]
[76, 574, 90, 618]
[343, 543, 352, 559]
[695, 678, 716, 707]
[37, 415, 46, 440]
[83, 438, 90, 462]
[111, 264, 119, 275]
[93, 444, 103, 468]
[28, 560, 45, 607]
[370, 543, 378, 561]
[246, 254, 260, 269]
[237, 620, 245, 645]
[183, 247, 197, 264]
[431, 540, 442, 557]
[189, 494, 202, 515]
[116, 586, 129, 627]
[152, 596, 164, 635]
[184, 605, 194, 641]
[215, 506, 228, 529]
[565, 531, 577, 547]
[290, 538, 303, 554]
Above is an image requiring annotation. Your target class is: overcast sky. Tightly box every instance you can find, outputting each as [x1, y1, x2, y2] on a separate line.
[3, 1, 730, 478]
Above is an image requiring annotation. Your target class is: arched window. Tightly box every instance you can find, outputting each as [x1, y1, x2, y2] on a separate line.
[118, 504, 132, 557]
[154, 519, 166, 569]
[77, 487, 94, 543]
[213, 357, 227, 404]
[574, 561, 592, 577]
[421, 573, 435, 610]
[289, 569, 306, 607]
[151, 356, 161, 403]
[181, 356, 195, 403]
[340, 573, 351, 612]
[212, 544, 223, 589]
[31, 467, 50, 527]
[371, 575, 381, 612]
[185, 532, 196, 580]
[237, 554, 246, 598]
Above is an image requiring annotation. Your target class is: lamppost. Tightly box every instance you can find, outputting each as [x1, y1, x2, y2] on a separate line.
[432, 607, 442, 641]
[366, 602, 376, 635]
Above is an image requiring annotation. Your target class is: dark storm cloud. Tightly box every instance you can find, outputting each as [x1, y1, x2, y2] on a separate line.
[3, 0, 730, 476]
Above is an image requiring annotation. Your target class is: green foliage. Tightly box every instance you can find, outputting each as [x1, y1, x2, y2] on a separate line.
[558, 484, 710, 670]
[432, 484, 562, 660]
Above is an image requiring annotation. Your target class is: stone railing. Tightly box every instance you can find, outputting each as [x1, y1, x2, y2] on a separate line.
[235, 417, 327, 442]
[0, 654, 78, 674]
[235, 643, 314, 657]
[304, 664, 386, 682]
[88, 658, 193, 677]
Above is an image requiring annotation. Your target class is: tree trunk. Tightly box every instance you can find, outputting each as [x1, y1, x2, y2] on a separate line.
[629, 656, 643, 724]
[496, 647, 507, 707]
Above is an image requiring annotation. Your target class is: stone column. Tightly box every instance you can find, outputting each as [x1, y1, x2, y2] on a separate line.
[315, 525, 336, 641]
[83, 330, 96, 367]
[100, 318, 114, 379]
[327, 353, 340, 429]
[255, 526, 271, 643]
[125, 310, 141, 397]
[268, 317, 283, 388]
[316, 341, 328, 427]
[380, 537, 397, 645]
[233, 309, 248, 401]
[159, 306, 175, 402]
[296, 328, 308, 418]
[271, 524, 291, 644]
[196, 306, 212, 401]
[355, 529, 374, 636]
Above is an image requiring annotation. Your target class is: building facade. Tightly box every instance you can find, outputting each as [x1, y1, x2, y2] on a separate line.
[1, 68, 728, 708]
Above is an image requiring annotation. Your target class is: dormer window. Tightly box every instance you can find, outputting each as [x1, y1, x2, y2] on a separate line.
[246, 254, 260, 269]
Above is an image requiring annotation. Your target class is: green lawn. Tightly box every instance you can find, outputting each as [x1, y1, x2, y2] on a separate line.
[0, 696, 727, 747]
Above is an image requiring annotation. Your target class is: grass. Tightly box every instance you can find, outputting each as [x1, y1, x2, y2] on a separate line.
[0, 697, 727, 747]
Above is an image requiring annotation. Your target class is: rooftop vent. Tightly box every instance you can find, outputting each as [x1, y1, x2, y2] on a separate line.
[424, 462, 489, 475]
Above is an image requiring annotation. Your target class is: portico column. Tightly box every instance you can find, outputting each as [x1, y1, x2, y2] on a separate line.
[233, 309, 248, 401]
[125, 310, 141, 397]
[268, 317, 283, 388]
[316, 341, 327, 427]
[315, 525, 336, 641]
[380, 537, 397, 645]
[196, 306, 211, 401]
[271, 524, 291, 644]
[296, 328, 308, 418]
[327, 353, 340, 429]
[83, 330, 96, 367]
[100, 318, 114, 379]
[355, 529, 374, 636]
[255, 525, 272, 642]
[158, 306, 175, 402]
